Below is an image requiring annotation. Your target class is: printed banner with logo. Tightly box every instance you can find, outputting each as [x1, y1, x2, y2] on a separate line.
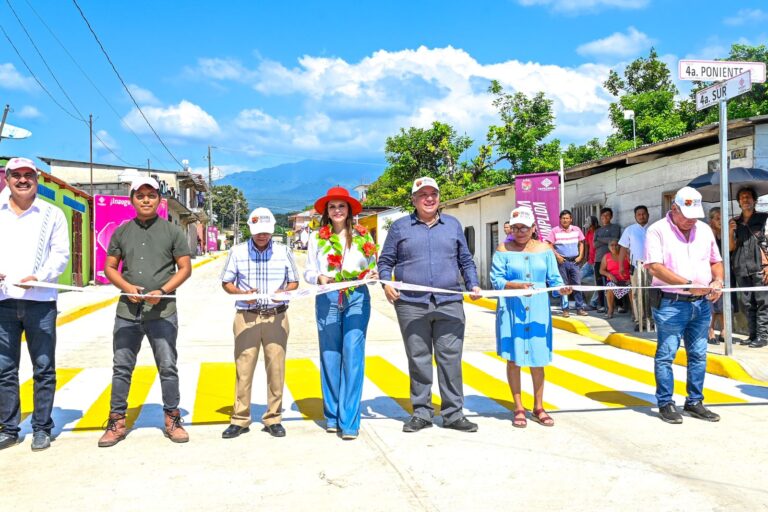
[94, 194, 168, 284]
[514, 171, 561, 240]
[207, 226, 219, 252]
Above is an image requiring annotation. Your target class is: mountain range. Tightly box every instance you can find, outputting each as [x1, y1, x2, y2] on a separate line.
[215, 159, 385, 213]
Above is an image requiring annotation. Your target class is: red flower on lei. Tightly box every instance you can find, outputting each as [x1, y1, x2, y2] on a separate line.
[327, 253, 343, 269]
[318, 225, 332, 240]
[362, 241, 377, 258]
[354, 224, 368, 236]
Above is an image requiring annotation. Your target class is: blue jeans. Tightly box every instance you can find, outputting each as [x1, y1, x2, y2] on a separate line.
[315, 287, 371, 436]
[0, 299, 57, 435]
[652, 298, 711, 407]
[110, 314, 180, 414]
[558, 260, 586, 310]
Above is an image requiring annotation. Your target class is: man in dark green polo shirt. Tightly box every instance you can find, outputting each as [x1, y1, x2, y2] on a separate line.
[98, 177, 192, 447]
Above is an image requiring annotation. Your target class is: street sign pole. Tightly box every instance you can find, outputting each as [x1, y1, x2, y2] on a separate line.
[718, 98, 733, 356]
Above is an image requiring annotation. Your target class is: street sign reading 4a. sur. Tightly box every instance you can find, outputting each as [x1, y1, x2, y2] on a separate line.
[679, 60, 766, 83]
[695, 71, 752, 111]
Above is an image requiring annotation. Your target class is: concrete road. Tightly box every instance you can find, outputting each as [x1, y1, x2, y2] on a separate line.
[3, 254, 768, 511]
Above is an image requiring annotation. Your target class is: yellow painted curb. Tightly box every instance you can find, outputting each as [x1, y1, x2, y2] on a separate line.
[464, 296, 768, 385]
[56, 252, 227, 328]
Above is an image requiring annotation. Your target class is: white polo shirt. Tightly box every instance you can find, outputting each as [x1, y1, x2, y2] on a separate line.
[619, 222, 648, 266]
[0, 197, 70, 302]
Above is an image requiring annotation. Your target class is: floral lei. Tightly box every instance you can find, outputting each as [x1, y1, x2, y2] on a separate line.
[317, 223, 378, 294]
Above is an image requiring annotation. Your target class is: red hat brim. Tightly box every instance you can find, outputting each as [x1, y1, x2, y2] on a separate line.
[314, 188, 362, 216]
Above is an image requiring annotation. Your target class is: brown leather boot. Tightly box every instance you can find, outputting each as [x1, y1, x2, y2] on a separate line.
[164, 409, 189, 443]
[98, 413, 127, 447]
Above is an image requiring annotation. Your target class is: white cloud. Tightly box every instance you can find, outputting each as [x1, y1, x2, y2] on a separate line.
[127, 84, 161, 106]
[0, 63, 37, 91]
[724, 8, 768, 26]
[518, 0, 648, 13]
[197, 46, 616, 154]
[122, 100, 220, 139]
[577, 27, 654, 58]
[17, 105, 41, 119]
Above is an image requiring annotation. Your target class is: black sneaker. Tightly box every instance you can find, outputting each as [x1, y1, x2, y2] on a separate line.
[0, 432, 19, 450]
[31, 431, 51, 451]
[402, 416, 432, 433]
[683, 402, 720, 422]
[443, 417, 478, 432]
[658, 403, 682, 424]
[748, 339, 768, 348]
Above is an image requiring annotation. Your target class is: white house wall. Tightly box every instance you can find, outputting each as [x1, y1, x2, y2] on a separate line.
[564, 135, 754, 228]
[443, 188, 515, 288]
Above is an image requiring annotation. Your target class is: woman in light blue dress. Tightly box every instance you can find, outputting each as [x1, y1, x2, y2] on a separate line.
[490, 206, 570, 428]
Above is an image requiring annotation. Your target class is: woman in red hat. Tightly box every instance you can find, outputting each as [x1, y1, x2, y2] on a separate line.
[304, 186, 378, 440]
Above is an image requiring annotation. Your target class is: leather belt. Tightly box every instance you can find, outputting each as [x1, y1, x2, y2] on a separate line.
[661, 292, 703, 303]
[243, 304, 288, 316]
[563, 256, 578, 262]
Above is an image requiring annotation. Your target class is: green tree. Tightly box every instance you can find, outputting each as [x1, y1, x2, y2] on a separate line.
[211, 185, 247, 230]
[365, 121, 473, 208]
[603, 48, 689, 147]
[484, 80, 559, 173]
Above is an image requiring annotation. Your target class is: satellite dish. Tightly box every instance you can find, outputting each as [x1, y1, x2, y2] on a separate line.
[0, 122, 32, 140]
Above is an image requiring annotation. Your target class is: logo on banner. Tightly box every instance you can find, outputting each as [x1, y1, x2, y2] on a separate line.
[97, 196, 106, 206]
[541, 178, 553, 188]
[521, 179, 532, 191]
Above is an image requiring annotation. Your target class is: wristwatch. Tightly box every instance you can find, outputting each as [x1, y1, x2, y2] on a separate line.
[160, 287, 169, 295]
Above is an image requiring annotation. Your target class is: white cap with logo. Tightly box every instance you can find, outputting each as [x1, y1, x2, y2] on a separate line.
[130, 177, 160, 193]
[5, 157, 37, 174]
[247, 207, 276, 235]
[674, 186, 704, 219]
[412, 176, 440, 194]
[509, 206, 536, 227]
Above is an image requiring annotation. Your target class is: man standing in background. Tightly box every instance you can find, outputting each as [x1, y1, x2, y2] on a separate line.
[593, 208, 621, 313]
[619, 205, 650, 330]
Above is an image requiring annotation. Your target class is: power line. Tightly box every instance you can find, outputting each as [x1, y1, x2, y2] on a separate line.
[0, 23, 82, 121]
[4, 1, 139, 167]
[71, 0, 184, 169]
[22, 0, 172, 170]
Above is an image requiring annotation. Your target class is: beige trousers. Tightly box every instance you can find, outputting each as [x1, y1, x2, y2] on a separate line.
[231, 310, 289, 427]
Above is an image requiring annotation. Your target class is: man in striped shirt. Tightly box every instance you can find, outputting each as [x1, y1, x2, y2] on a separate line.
[545, 209, 588, 317]
[220, 207, 299, 439]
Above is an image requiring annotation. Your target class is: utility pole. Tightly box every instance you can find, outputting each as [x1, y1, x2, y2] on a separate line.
[0, 104, 9, 145]
[233, 200, 239, 245]
[89, 114, 94, 197]
[147, 158, 151, 177]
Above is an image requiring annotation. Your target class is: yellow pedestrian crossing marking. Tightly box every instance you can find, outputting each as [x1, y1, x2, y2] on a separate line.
[20, 368, 82, 423]
[284, 359, 324, 420]
[76, 366, 157, 430]
[15, 349, 764, 433]
[366, 355, 441, 414]
[556, 350, 747, 405]
[192, 362, 235, 425]
[461, 361, 557, 412]
[485, 352, 653, 408]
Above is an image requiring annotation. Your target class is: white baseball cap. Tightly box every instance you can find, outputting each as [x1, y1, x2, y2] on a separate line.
[510, 206, 536, 227]
[674, 186, 704, 219]
[247, 207, 276, 235]
[412, 176, 439, 194]
[5, 157, 37, 174]
[130, 177, 160, 193]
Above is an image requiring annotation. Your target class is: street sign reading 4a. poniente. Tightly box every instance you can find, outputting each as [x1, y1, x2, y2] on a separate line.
[695, 71, 752, 111]
[679, 60, 766, 83]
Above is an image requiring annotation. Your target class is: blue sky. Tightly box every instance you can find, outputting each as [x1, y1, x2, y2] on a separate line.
[1, 0, 766, 178]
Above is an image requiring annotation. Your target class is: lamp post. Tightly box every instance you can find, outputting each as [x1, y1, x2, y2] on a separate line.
[623, 110, 636, 149]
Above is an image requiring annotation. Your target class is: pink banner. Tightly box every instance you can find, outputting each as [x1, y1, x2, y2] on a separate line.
[94, 194, 168, 284]
[514, 172, 561, 240]
[207, 226, 219, 252]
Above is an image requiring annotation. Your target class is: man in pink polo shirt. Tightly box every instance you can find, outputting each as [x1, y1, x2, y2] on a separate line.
[545, 209, 588, 317]
[644, 186, 724, 424]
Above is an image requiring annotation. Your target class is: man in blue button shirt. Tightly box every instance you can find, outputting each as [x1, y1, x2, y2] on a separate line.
[379, 176, 481, 433]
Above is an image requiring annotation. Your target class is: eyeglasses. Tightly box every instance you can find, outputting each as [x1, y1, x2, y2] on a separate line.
[511, 225, 531, 232]
[8, 172, 38, 181]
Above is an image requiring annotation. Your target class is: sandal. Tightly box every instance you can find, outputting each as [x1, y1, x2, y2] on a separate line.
[530, 409, 554, 427]
[512, 409, 527, 429]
